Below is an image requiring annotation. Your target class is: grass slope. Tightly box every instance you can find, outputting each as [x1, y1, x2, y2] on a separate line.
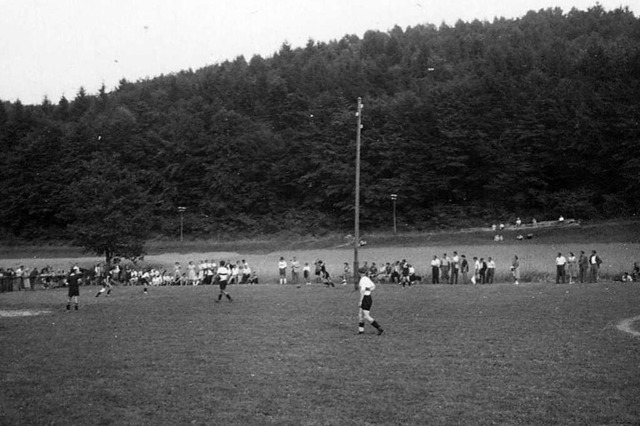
[2, 282, 640, 425]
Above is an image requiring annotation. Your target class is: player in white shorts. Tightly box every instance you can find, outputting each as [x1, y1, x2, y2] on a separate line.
[357, 269, 384, 335]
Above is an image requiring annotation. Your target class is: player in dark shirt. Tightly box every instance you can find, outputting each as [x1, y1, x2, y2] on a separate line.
[66, 267, 83, 312]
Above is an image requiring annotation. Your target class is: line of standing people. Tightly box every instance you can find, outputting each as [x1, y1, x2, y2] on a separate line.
[430, 252, 497, 285]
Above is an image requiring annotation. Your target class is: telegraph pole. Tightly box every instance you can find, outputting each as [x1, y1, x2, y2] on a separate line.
[353, 97, 363, 290]
[391, 193, 397, 234]
[178, 206, 186, 243]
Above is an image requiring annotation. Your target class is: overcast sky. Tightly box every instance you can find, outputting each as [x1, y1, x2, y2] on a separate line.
[0, 0, 635, 105]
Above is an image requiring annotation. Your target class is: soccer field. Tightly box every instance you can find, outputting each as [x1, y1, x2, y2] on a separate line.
[1, 282, 640, 425]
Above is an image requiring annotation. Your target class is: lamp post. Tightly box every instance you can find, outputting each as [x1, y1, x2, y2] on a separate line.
[390, 193, 397, 235]
[178, 206, 186, 243]
[353, 97, 363, 290]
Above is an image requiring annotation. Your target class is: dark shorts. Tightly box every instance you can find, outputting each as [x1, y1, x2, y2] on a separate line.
[279, 268, 286, 277]
[303, 271, 309, 278]
[219, 280, 228, 291]
[68, 286, 79, 297]
[361, 295, 372, 311]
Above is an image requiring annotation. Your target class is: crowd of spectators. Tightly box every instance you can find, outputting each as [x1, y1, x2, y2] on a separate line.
[2, 248, 637, 293]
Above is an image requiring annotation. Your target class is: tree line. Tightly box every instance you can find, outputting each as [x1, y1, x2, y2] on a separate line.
[0, 5, 638, 260]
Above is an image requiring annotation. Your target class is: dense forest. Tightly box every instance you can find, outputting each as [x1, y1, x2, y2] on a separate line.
[1, 5, 639, 244]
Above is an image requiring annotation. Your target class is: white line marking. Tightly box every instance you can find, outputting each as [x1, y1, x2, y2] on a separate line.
[617, 315, 640, 337]
[0, 309, 52, 317]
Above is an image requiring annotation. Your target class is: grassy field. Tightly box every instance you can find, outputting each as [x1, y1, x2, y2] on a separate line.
[2, 281, 640, 425]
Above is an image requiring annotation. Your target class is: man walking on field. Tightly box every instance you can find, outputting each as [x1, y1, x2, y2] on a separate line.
[215, 260, 233, 303]
[357, 269, 384, 335]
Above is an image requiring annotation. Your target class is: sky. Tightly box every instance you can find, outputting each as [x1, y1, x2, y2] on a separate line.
[0, 0, 635, 105]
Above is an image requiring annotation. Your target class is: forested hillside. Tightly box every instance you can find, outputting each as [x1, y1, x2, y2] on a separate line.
[1, 5, 639, 241]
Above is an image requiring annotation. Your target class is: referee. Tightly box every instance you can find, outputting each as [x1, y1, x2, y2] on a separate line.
[357, 268, 384, 335]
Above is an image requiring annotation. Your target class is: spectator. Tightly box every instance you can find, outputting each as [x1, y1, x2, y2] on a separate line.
[450, 252, 459, 284]
[471, 257, 480, 285]
[578, 251, 589, 283]
[556, 252, 567, 284]
[186, 261, 197, 286]
[460, 255, 469, 284]
[341, 262, 351, 286]
[241, 260, 252, 284]
[291, 257, 300, 284]
[430, 256, 440, 284]
[29, 267, 39, 290]
[632, 262, 640, 281]
[409, 264, 421, 285]
[278, 257, 287, 285]
[479, 258, 488, 284]
[22, 267, 31, 290]
[390, 261, 401, 284]
[511, 255, 520, 285]
[441, 254, 450, 283]
[589, 250, 602, 283]
[567, 252, 577, 284]
[303, 262, 311, 285]
[486, 257, 495, 284]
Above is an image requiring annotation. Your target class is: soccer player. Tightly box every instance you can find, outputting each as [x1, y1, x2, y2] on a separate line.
[341, 262, 350, 285]
[215, 260, 233, 303]
[319, 260, 334, 287]
[66, 266, 82, 311]
[357, 269, 384, 335]
[95, 269, 113, 297]
[400, 259, 411, 287]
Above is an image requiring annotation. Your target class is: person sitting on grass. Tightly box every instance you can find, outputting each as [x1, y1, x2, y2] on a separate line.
[620, 272, 634, 282]
[248, 271, 259, 285]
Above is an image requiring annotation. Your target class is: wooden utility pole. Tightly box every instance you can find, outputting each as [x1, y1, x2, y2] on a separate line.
[353, 97, 363, 290]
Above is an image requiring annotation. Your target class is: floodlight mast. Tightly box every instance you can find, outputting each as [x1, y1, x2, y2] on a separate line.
[353, 97, 363, 290]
